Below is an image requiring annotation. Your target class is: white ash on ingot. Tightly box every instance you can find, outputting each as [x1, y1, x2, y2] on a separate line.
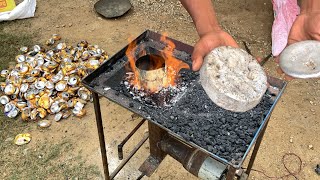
[0, 34, 109, 121]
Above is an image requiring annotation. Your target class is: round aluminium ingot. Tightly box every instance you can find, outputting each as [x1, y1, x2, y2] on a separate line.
[37, 108, 47, 119]
[279, 40, 320, 78]
[38, 120, 51, 128]
[38, 94, 52, 109]
[4, 84, 16, 95]
[0, 95, 10, 105]
[52, 34, 61, 41]
[46, 38, 55, 46]
[1, 69, 9, 77]
[200, 46, 267, 112]
[55, 81, 67, 92]
[14, 133, 31, 145]
[16, 55, 26, 63]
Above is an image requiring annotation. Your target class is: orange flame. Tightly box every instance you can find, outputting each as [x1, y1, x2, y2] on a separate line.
[160, 32, 190, 87]
[125, 33, 190, 92]
[125, 37, 141, 89]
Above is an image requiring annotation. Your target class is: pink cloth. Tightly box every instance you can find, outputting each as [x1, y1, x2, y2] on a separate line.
[271, 0, 300, 56]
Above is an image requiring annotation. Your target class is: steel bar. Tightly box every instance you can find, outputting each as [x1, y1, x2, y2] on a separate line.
[92, 92, 110, 180]
[245, 117, 271, 175]
[118, 119, 146, 160]
[110, 133, 149, 179]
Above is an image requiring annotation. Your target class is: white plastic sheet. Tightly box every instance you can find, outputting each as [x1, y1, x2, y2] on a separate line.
[0, 0, 36, 22]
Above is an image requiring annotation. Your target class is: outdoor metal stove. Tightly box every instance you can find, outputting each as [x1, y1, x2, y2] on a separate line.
[82, 30, 287, 180]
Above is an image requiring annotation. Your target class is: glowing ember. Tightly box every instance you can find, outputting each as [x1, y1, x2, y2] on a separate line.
[125, 33, 190, 92]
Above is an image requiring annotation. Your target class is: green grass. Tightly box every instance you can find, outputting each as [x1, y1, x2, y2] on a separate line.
[0, 22, 34, 70]
[0, 140, 101, 179]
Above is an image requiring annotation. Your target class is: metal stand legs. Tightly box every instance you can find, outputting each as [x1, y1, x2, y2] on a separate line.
[93, 92, 110, 180]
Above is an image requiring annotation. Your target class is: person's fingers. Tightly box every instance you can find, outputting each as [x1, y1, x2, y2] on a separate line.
[192, 39, 218, 71]
[287, 37, 300, 46]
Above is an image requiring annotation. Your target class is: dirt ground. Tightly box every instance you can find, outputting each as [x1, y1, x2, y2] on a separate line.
[0, 0, 319, 179]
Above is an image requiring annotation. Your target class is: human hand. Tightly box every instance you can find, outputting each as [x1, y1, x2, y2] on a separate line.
[277, 12, 320, 80]
[288, 12, 320, 45]
[192, 30, 239, 71]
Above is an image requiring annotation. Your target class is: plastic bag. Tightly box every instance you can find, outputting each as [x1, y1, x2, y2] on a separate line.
[271, 0, 300, 56]
[0, 0, 36, 22]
